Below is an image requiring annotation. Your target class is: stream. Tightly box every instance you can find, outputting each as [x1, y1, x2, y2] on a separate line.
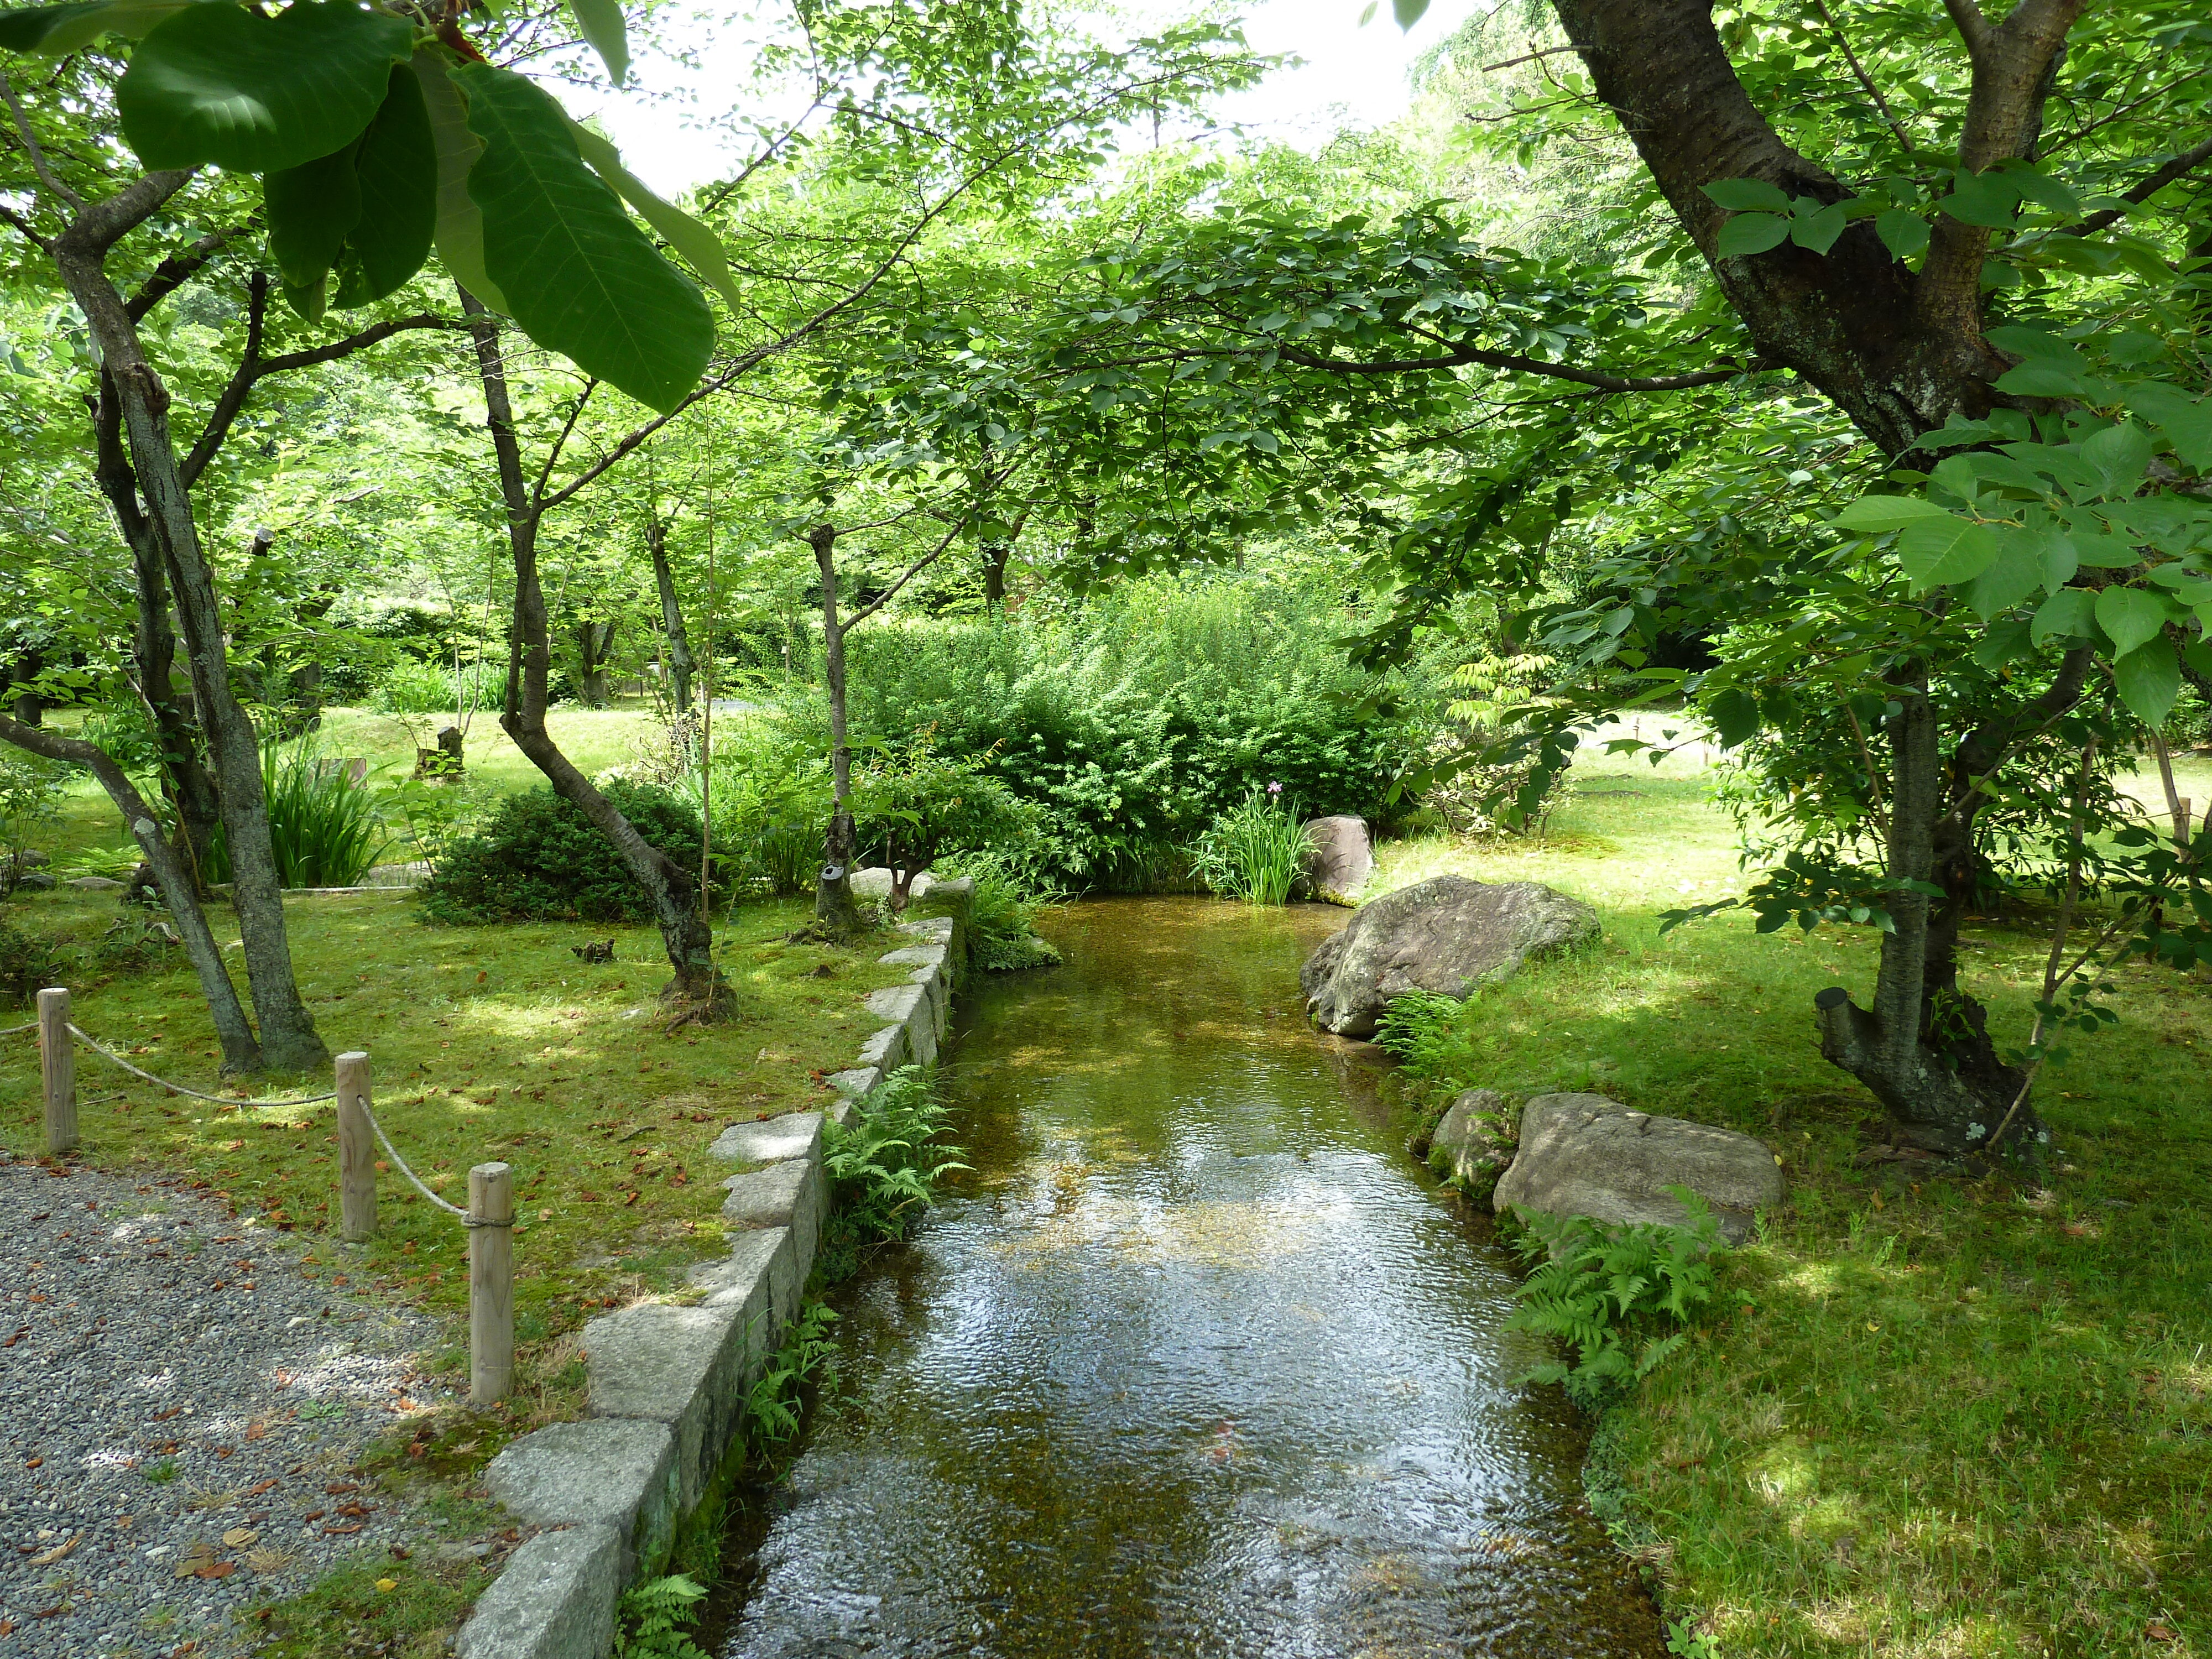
[711, 896, 1667, 1657]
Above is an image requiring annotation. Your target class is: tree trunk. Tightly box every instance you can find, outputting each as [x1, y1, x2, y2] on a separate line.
[1552, 0, 2086, 1155]
[574, 619, 618, 707]
[646, 511, 697, 717]
[982, 545, 1009, 615]
[810, 523, 863, 937]
[8, 651, 46, 726]
[53, 175, 326, 1072]
[459, 290, 731, 1018]
[0, 712, 261, 1071]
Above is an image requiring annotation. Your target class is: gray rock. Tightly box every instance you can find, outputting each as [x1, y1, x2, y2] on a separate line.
[877, 943, 948, 973]
[850, 867, 934, 901]
[688, 1225, 786, 1343]
[1302, 815, 1374, 906]
[825, 1067, 880, 1099]
[1428, 1088, 1515, 1202]
[63, 875, 126, 890]
[483, 1417, 678, 1566]
[1492, 1093, 1785, 1245]
[865, 980, 937, 1065]
[13, 847, 48, 869]
[1300, 874, 1600, 1038]
[720, 1160, 821, 1286]
[15, 870, 54, 890]
[709, 1110, 822, 1166]
[455, 1523, 622, 1659]
[583, 1303, 749, 1511]
[857, 1021, 909, 1073]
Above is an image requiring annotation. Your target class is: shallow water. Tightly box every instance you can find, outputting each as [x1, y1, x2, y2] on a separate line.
[712, 897, 1666, 1658]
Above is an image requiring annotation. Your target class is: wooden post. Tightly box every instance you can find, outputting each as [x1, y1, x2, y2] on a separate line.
[335, 1051, 377, 1241]
[37, 987, 74, 1155]
[468, 1161, 514, 1405]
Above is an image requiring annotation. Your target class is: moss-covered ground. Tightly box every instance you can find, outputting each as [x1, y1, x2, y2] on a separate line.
[1375, 745, 2212, 1659]
[0, 703, 907, 1656]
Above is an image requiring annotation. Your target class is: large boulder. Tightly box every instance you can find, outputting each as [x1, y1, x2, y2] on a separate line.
[1298, 874, 1599, 1037]
[1301, 815, 1373, 906]
[1492, 1093, 1783, 1245]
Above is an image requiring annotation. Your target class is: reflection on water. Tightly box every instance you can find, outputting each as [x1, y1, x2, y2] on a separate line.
[713, 898, 1665, 1658]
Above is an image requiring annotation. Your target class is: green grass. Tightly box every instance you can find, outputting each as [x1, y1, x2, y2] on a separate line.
[1375, 748, 2212, 1658]
[0, 880, 911, 1654]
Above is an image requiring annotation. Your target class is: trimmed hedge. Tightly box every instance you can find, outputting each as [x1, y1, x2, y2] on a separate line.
[418, 781, 702, 924]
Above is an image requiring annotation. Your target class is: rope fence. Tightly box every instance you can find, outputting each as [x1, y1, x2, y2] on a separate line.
[15, 986, 514, 1404]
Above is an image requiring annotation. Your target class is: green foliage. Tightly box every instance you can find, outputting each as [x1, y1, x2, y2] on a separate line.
[613, 1573, 711, 1659]
[1373, 988, 1480, 1102]
[93, 911, 183, 977]
[52, 842, 144, 880]
[817, 1065, 969, 1280]
[853, 740, 1030, 901]
[419, 779, 702, 924]
[826, 573, 1427, 889]
[0, 909, 62, 1009]
[203, 738, 391, 889]
[1190, 786, 1307, 905]
[0, 755, 64, 899]
[369, 659, 464, 715]
[1506, 1192, 1722, 1412]
[682, 724, 833, 899]
[744, 1300, 839, 1449]
[383, 775, 493, 876]
[943, 851, 1063, 973]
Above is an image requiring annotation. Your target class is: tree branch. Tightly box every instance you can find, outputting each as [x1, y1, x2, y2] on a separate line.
[180, 301, 463, 489]
[2062, 134, 2212, 236]
[1940, 0, 1992, 61]
[1809, 0, 1917, 156]
[127, 225, 252, 322]
[841, 509, 979, 634]
[1273, 337, 1767, 392]
[0, 70, 82, 212]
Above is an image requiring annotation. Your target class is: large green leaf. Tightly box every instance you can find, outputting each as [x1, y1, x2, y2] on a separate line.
[457, 62, 712, 412]
[1875, 208, 1928, 260]
[1966, 530, 2041, 619]
[2080, 420, 2152, 500]
[1715, 212, 1789, 258]
[263, 140, 362, 291]
[411, 49, 505, 312]
[334, 64, 436, 306]
[2121, 382, 2212, 472]
[566, 0, 627, 86]
[1896, 513, 1999, 589]
[2096, 586, 2169, 658]
[1702, 179, 1790, 213]
[2114, 637, 2180, 727]
[2030, 587, 2097, 647]
[1832, 494, 1950, 533]
[0, 0, 191, 53]
[568, 121, 739, 311]
[117, 1, 413, 173]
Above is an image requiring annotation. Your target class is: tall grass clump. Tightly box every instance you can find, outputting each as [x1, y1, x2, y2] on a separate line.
[205, 738, 389, 888]
[1191, 787, 1308, 904]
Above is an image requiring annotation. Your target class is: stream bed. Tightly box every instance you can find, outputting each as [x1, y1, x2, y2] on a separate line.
[711, 896, 1667, 1657]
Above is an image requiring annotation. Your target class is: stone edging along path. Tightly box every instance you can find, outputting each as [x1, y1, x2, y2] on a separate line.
[453, 880, 971, 1659]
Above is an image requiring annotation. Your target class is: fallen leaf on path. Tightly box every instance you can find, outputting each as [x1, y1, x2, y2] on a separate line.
[27, 1533, 80, 1566]
[222, 1527, 258, 1548]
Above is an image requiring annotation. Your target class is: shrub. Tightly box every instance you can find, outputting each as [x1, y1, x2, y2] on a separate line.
[669, 723, 833, 899]
[419, 780, 704, 924]
[1505, 1191, 1721, 1411]
[1190, 787, 1308, 904]
[0, 754, 64, 899]
[816, 1066, 969, 1281]
[613, 1574, 709, 1659]
[93, 912, 184, 977]
[203, 739, 391, 888]
[853, 742, 1031, 906]
[368, 659, 463, 715]
[942, 851, 1063, 972]
[0, 910, 64, 1008]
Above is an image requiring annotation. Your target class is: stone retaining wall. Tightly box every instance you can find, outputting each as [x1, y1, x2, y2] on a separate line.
[453, 879, 971, 1658]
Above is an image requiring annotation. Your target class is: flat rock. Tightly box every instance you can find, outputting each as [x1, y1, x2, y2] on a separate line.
[483, 1417, 676, 1553]
[64, 875, 126, 890]
[825, 1067, 879, 1099]
[1302, 815, 1374, 906]
[1300, 874, 1599, 1038]
[453, 1522, 622, 1659]
[709, 1111, 822, 1166]
[1492, 1092, 1784, 1245]
[583, 1303, 748, 1512]
[850, 867, 933, 901]
[721, 1160, 822, 1286]
[857, 1022, 909, 1073]
[688, 1226, 788, 1340]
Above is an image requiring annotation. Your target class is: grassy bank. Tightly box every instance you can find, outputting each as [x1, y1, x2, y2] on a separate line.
[1375, 752, 2212, 1658]
[0, 881, 909, 1656]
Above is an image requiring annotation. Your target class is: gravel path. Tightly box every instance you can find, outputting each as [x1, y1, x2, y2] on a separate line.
[0, 1152, 455, 1658]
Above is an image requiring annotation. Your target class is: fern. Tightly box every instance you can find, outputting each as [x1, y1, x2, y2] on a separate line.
[614, 1573, 710, 1659]
[744, 1300, 840, 1450]
[818, 1066, 970, 1281]
[1506, 1189, 1723, 1410]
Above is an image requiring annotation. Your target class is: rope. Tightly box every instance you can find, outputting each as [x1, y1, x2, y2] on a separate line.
[66, 1025, 337, 1107]
[0, 1022, 35, 1038]
[358, 1096, 510, 1228]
